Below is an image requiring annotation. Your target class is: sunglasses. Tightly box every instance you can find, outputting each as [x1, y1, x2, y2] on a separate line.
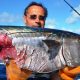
[29, 15, 45, 20]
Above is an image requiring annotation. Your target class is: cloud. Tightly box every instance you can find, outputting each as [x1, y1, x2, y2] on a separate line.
[0, 12, 21, 23]
[65, 5, 80, 24]
[45, 19, 57, 29]
[45, 18, 80, 34]
[75, 28, 80, 34]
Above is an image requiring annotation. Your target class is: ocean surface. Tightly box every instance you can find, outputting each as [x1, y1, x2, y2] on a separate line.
[0, 64, 7, 80]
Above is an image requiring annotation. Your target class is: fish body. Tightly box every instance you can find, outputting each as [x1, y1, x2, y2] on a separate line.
[0, 25, 80, 73]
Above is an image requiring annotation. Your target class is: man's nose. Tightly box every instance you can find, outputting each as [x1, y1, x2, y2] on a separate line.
[35, 17, 40, 22]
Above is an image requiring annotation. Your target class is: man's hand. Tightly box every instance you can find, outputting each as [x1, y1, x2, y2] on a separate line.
[59, 66, 80, 80]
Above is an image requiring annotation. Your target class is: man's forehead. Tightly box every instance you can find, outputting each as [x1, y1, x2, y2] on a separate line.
[27, 5, 45, 15]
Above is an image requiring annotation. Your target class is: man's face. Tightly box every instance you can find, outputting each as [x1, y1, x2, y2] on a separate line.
[24, 5, 45, 28]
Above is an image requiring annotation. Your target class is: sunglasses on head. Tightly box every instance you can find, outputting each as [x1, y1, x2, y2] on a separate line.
[29, 15, 45, 20]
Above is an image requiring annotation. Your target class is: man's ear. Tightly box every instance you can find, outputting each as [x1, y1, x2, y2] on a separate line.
[23, 16, 27, 24]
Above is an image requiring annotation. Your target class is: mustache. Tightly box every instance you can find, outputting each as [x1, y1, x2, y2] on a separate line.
[36, 22, 41, 28]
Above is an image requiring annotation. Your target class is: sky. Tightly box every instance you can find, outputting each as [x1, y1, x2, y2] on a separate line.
[0, 0, 80, 34]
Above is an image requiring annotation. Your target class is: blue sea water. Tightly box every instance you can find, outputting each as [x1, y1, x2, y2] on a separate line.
[0, 64, 7, 80]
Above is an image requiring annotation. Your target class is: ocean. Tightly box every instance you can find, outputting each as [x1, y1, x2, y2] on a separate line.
[0, 64, 7, 80]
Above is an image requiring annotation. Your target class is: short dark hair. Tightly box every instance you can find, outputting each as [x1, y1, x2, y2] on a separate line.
[24, 2, 48, 19]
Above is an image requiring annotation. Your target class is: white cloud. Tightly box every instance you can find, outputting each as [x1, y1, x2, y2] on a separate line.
[45, 18, 80, 34]
[45, 19, 56, 29]
[65, 5, 80, 24]
[75, 28, 80, 34]
[0, 12, 21, 23]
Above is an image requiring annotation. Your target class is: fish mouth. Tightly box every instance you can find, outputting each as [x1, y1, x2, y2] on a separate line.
[0, 46, 3, 51]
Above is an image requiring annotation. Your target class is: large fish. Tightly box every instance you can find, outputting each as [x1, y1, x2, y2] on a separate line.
[0, 25, 79, 73]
